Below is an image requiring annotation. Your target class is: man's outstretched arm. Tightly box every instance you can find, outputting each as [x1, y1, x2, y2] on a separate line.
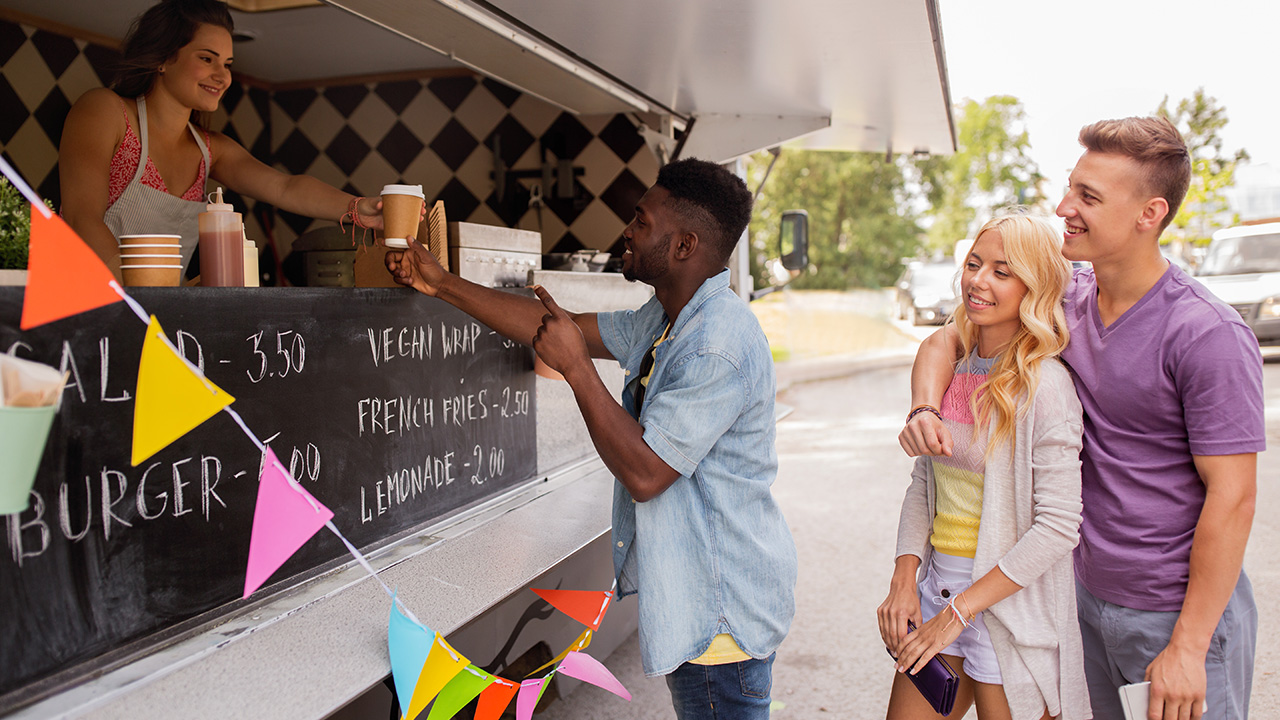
[386, 238, 612, 358]
[898, 325, 962, 457]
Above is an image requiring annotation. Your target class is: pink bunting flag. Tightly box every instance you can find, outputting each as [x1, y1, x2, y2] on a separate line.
[515, 678, 547, 720]
[243, 448, 333, 598]
[558, 651, 631, 700]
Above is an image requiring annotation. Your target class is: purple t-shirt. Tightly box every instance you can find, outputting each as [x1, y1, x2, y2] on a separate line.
[1063, 265, 1265, 612]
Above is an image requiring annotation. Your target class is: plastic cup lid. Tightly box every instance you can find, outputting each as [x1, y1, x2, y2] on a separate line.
[384, 238, 409, 248]
[380, 184, 424, 198]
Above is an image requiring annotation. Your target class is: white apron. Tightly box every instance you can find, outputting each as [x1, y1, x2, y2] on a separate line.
[102, 94, 210, 272]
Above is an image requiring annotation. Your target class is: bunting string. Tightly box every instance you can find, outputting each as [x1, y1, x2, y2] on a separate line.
[3, 159, 630, 720]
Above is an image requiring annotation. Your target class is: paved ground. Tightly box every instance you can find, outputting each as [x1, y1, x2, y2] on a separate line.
[544, 289, 1280, 720]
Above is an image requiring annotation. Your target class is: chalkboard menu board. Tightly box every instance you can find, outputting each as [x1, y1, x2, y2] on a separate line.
[0, 287, 536, 705]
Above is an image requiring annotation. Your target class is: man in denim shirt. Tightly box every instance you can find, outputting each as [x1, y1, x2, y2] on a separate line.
[387, 158, 797, 719]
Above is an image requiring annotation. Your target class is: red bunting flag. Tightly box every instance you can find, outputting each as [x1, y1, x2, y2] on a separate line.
[473, 677, 518, 720]
[531, 588, 612, 630]
[21, 205, 120, 329]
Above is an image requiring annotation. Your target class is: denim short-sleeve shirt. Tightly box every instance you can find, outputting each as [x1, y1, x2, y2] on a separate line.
[596, 269, 797, 676]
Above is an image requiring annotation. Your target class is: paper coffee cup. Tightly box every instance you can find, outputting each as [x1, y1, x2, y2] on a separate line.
[380, 184, 424, 248]
[121, 263, 182, 287]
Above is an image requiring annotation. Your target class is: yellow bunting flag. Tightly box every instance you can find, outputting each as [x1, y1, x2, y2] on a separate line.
[404, 635, 470, 720]
[528, 628, 593, 677]
[131, 315, 234, 465]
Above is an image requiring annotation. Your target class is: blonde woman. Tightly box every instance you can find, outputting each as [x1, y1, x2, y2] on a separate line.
[877, 213, 1091, 720]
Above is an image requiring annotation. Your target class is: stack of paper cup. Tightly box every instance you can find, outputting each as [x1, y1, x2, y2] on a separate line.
[119, 234, 182, 287]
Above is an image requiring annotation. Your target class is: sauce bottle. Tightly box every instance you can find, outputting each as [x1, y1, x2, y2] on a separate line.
[198, 188, 245, 287]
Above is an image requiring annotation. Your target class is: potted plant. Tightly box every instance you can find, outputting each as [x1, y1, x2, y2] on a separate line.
[0, 176, 50, 285]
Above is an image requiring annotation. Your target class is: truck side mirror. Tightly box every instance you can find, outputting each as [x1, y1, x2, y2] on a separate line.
[779, 210, 808, 271]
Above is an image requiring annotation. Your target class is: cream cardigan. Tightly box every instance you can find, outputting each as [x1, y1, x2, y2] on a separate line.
[895, 358, 1092, 720]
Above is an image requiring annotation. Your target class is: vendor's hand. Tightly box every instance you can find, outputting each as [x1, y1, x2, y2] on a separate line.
[893, 605, 963, 675]
[1145, 641, 1208, 720]
[899, 412, 952, 457]
[385, 237, 447, 296]
[877, 579, 922, 656]
[532, 286, 590, 380]
[354, 197, 427, 231]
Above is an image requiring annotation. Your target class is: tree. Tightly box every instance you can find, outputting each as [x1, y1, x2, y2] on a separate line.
[923, 96, 1046, 249]
[747, 150, 924, 289]
[1157, 88, 1248, 244]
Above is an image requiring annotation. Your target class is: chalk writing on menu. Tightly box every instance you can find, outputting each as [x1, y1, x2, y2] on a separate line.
[0, 288, 537, 704]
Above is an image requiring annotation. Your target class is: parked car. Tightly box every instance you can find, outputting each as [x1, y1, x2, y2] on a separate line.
[1193, 222, 1280, 344]
[896, 261, 958, 325]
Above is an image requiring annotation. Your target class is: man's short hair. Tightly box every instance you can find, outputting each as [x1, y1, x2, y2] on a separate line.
[655, 158, 753, 264]
[1078, 117, 1191, 232]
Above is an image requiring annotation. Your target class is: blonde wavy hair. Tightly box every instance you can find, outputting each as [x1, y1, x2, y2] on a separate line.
[952, 212, 1071, 458]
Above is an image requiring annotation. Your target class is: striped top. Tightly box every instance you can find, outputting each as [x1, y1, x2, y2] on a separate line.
[930, 352, 996, 558]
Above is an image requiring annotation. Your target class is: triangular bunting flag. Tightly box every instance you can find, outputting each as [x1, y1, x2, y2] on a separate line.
[243, 448, 334, 598]
[388, 601, 436, 719]
[131, 315, 234, 465]
[515, 678, 549, 720]
[558, 651, 631, 700]
[404, 635, 471, 720]
[531, 588, 612, 630]
[21, 204, 121, 329]
[424, 665, 494, 720]
[473, 678, 518, 720]
[529, 628, 593, 676]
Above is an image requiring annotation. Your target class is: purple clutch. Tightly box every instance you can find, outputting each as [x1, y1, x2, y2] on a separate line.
[886, 621, 959, 716]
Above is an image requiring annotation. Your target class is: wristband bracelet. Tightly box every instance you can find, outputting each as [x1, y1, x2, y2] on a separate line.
[906, 404, 943, 424]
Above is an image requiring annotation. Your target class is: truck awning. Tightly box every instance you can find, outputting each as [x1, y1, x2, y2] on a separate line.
[3, 0, 955, 161]
[327, 0, 957, 161]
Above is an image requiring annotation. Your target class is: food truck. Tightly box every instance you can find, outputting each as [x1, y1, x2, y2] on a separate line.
[0, 0, 956, 716]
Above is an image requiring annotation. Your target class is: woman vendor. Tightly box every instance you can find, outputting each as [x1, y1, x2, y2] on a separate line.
[59, 0, 397, 280]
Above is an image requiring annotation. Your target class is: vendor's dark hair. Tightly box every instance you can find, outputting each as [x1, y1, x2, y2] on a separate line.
[655, 158, 753, 265]
[113, 0, 235, 99]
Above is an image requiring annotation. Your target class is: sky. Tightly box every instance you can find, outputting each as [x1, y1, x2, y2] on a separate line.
[937, 0, 1280, 203]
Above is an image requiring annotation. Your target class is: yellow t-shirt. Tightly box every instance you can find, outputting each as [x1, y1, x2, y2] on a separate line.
[689, 633, 751, 665]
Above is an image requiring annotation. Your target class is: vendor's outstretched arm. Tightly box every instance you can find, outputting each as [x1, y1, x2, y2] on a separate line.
[898, 325, 962, 457]
[386, 238, 611, 359]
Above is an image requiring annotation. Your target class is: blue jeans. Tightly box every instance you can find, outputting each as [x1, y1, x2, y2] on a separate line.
[1076, 575, 1257, 720]
[665, 654, 775, 720]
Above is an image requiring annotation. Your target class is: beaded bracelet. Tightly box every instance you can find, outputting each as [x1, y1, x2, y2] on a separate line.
[906, 404, 943, 424]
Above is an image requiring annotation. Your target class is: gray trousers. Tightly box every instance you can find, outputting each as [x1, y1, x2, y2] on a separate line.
[1075, 574, 1257, 720]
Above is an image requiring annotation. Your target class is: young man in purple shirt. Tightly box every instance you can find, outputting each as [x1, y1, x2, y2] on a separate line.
[900, 117, 1263, 720]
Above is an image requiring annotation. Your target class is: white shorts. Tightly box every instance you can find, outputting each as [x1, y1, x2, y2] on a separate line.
[917, 551, 1003, 684]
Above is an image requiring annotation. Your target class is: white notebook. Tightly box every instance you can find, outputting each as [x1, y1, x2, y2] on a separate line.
[1118, 682, 1149, 720]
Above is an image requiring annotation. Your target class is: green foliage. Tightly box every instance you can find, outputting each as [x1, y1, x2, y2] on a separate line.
[0, 176, 47, 270]
[747, 150, 924, 289]
[1156, 88, 1247, 243]
[922, 96, 1046, 249]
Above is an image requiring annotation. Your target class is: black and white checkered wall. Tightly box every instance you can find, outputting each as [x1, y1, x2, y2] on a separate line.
[0, 17, 658, 261]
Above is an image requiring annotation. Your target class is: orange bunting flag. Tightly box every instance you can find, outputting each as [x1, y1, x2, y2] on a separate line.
[531, 588, 612, 630]
[473, 677, 519, 720]
[21, 204, 120, 329]
[404, 635, 470, 720]
[131, 315, 234, 465]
